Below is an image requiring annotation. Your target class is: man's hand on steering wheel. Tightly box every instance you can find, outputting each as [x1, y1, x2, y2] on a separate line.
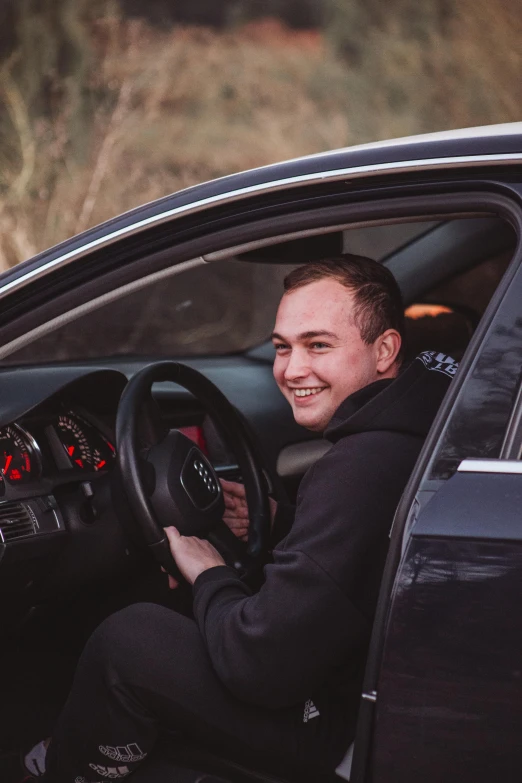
[163, 481, 278, 589]
[221, 479, 278, 542]
[164, 526, 225, 586]
[221, 479, 250, 541]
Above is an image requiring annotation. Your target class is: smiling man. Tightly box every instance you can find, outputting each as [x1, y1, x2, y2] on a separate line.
[36, 257, 457, 783]
[272, 265, 402, 431]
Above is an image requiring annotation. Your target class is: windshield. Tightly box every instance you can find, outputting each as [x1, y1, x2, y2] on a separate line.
[4, 259, 297, 363]
[2, 222, 435, 364]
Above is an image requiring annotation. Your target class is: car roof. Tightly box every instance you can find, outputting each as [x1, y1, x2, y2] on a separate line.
[102, 122, 522, 217]
[1, 122, 522, 302]
[286, 122, 522, 161]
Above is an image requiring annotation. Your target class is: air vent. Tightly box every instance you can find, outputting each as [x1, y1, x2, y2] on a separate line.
[0, 502, 36, 543]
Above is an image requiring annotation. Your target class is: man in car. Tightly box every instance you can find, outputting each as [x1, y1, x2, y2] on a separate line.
[33, 256, 456, 783]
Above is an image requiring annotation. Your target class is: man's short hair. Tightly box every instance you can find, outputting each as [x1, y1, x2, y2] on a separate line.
[283, 255, 405, 361]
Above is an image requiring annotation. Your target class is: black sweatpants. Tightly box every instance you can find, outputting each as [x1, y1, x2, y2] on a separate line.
[43, 603, 348, 783]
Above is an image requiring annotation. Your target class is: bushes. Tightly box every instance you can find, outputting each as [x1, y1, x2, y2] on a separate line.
[0, 7, 351, 266]
[120, 0, 326, 29]
[0, 0, 520, 267]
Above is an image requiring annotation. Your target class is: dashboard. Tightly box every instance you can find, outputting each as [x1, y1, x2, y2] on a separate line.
[0, 409, 115, 489]
[0, 365, 241, 596]
[0, 368, 128, 576]
[0, 357, 310, 634]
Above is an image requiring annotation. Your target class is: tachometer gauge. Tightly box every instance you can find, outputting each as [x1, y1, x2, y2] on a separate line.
[56, 413, 115, 472]
[0, 424, 40, 484]
[92, 441, 115, 472]
[56, 414, 92, 470]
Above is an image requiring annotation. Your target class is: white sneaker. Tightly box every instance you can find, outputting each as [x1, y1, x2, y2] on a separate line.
[22, 739, 48, 778]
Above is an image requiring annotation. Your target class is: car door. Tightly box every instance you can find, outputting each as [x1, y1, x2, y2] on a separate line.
[353, 185, 522, 782]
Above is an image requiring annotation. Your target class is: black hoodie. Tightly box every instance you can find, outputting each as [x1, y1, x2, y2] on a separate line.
[192, 352, 457, 739]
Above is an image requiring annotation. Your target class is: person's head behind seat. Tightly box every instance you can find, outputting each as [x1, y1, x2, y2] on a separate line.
[272, 255, 404, 432]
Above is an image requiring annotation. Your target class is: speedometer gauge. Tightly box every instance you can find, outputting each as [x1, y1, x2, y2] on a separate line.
[0, 424, 40, 484]
[56, 413, 115, 472]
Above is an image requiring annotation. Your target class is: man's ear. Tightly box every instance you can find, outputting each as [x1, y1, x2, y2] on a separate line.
[375, 329, 402, 376]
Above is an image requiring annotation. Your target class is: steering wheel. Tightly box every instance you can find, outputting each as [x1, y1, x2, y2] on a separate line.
[115, 361, 271, 579]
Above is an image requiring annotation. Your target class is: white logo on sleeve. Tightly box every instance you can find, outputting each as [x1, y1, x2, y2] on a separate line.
[99, 744, 146, 763]
[303, 699, 320, 722]
[89, 764, 130, 779]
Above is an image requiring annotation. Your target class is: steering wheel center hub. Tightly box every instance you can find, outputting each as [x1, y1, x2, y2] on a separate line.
[181, 448, 221, 511]
[145, 429, 224, 537]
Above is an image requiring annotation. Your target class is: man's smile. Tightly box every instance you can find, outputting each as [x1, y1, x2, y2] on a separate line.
[289, 386, 328, 399]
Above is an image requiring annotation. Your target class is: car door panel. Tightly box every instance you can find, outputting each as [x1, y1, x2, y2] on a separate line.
[371, 467, 522, 783]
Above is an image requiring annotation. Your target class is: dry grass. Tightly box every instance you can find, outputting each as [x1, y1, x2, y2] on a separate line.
[327, 0, 522, 139]
[0, 1, 520, 268]
[0, 14, 354, 266]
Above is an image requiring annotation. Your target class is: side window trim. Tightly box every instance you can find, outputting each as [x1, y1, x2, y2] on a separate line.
[457, 458, 522, 473]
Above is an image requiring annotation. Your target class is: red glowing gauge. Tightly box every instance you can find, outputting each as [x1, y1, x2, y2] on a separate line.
[0, 424, 39, 484]
[56, 413, 115, 472]
[93, 436, 115, 471]
[57, 414, 92, 470]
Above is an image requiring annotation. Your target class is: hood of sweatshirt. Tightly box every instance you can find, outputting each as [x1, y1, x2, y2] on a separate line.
[325, 351, 458, 444]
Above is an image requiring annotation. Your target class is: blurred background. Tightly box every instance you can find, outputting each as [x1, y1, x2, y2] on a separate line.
[0, 0, 520, 269]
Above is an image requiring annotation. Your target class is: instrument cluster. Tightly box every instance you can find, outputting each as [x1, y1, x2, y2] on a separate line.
[0, 410, 115, 486]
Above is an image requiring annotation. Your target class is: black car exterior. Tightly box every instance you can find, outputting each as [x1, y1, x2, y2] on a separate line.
[1, 124, 522, 782]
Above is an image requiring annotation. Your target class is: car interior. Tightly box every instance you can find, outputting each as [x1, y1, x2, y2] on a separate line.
[0, 210, 517, 782]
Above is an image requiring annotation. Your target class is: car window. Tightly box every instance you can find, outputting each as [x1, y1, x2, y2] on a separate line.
[0, 222, 437, 365]
[425, 248, 522, 480]
[403, 304, 474, 362]
[343, 221, 436, 259]
[1, 219, 506, 368]
[3, 259, 298, 363]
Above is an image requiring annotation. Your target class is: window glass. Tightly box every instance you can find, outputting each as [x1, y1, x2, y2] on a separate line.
[2, 219, 503, 369]
[3, 259, 297, 364]
[425, 250, 522, 480]
[343, 221, 435, 259]
[2, 222, 437, 365]
[403, 304, 474, 362]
